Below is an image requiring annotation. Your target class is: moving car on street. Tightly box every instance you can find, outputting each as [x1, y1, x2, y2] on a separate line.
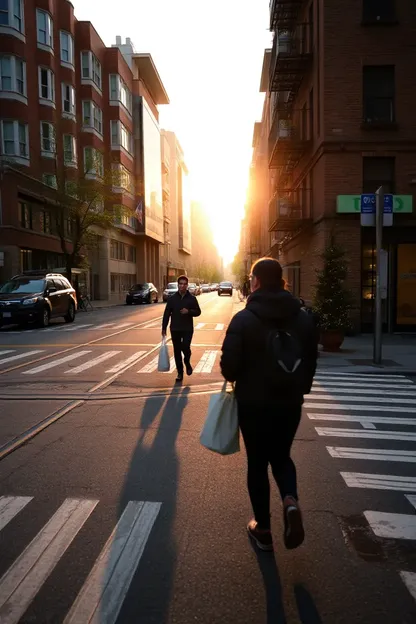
[218, 281, 233, 296]
[126, 283, 158, 305]
[188, 283, 199, 296]
[201, 284, 211, 293]
[163, 282, 179, 302]
[0, 271, 77, 328]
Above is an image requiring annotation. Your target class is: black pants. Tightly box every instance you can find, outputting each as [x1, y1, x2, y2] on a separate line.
[238, 403, 302, 531]
[170, 330, 193, 373]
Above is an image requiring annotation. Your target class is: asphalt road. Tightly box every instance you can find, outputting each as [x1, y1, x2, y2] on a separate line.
[0, 292, 415, 623]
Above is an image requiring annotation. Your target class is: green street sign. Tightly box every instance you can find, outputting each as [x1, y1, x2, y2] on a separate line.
[337, 195, 413, 214]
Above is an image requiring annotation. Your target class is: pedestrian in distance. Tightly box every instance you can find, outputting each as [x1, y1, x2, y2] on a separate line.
[220, 257, 319, 552]
[162, 275, 201, 383]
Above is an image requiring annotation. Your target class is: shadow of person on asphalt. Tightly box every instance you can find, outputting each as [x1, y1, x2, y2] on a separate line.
[104, 384, 191, 623]
[249, 540, 287, 623]
[294, 583, 323, 624]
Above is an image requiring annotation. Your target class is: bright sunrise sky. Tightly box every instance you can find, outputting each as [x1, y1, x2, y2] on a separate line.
[71, 0, 272, 264]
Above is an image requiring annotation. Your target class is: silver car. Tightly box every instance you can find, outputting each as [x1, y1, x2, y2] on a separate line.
[163, 282, 178, 302]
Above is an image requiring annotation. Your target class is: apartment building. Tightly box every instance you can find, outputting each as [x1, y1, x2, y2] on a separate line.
[252, 0, 416, 332]
[0, 1, 169, 303]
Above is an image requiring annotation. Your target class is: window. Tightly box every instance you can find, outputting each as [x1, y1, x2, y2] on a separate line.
[43, 174, 57, 188]
[110, 120, 133, 154]
[36, 9, 52, 48]
[112, 163, 134, 194]
[63, 134, 77, 165]
[84, 146, 104, 177]
[40, 122, 55, 155]
[0, 0, 24, 33]
[0, 55, 26, 97]
[110, 240, 136, 263]
[116, 206, 137, 229]
[40, 211, 51, 233]
[39, 67, 55, 103]
[62, 83, 75, 116]
[363, 0, 396, 23]
[20, 201, 32, 228]
[362, 157, 395, 194]
[1, 119, 28, 160]
[363, 65, 395, 124]
[81, 51, 101, 89]
[109, 74, 132, 113]
[82, 101, 102, 134]
[60, 31, 74, 65]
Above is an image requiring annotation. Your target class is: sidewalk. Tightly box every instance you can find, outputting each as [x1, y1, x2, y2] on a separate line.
[318, 334, 416, 374]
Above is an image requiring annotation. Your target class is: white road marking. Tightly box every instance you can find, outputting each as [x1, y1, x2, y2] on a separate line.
[312, 385, 416, 397]
[316, 427, 416, 441]
[22, 351, 91, 375]
[215, 323, 224, 330]
[93, 323, 115, 330]
[341, 472, 416, 492]
[308, 413, 416, 426]
[406, 495, 416, 511]
[314, 373, 409, 382]
[195, 323, 205, 330]
[364, 511, 416, 540]
[306, 402, 416, 413]
[194, 350, 218, 373]
[138, 356, 159, 374]
[0, 350, 43, 365]
[65, 351, 121, 374]
[313, 380, 415, 390]
[0, 497, 33, 532]
[112, 323, 133, 329]
[62, 324, 94, 332]
[400, 571, 416, 603]
[64, 501, 161, 624]
[307, 393, 416, 405]
[327, 447, 416, 463]
[0, 351, 15, 358]
[0, 498, 98, 624]
[142, 320, 160, 329]
[105, 351, 147, 374]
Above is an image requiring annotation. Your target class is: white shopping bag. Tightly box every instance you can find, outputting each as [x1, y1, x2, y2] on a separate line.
[157, 337, 170, 372]
[200, 381, 240, 455]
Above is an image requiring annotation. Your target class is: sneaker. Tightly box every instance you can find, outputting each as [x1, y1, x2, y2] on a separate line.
[186, 363, 193, 376]
[175, 372, 183, 383]
[283, 496, 304, 550]
[247, 519, 273, 552]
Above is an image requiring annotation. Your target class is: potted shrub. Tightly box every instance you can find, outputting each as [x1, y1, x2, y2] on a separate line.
[313, 237, 353, 352]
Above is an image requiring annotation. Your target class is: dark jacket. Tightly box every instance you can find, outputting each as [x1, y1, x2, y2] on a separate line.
[162, 290, 201, 332]
[220, 288, 319, 405]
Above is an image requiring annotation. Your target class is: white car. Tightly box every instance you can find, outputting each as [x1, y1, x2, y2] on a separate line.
[201, 284, 211, 293]
[163, 282, 178, 302]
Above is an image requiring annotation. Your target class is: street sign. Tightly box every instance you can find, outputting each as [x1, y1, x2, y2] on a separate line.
[360, 193, 394, 227]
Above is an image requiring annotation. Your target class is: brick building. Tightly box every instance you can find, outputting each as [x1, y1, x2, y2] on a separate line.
[0, 0, 169, 303]
[245, 0, 416, 332]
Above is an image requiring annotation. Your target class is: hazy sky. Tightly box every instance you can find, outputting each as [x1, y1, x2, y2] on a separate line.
[71, 0, 271, 263]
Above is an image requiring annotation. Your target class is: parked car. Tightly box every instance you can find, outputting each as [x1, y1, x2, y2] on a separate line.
[163, 282, 179, 302]
[211, 283, 219, 292]
[218, 281, 233, 296]
[126, 283, 158, 305]
[0, 271, 77, 328]
[201, 284, 211, 293]
[188, 283, 198, 296]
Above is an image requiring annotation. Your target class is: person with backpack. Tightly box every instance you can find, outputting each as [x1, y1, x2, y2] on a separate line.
[220, 257, 319, 552]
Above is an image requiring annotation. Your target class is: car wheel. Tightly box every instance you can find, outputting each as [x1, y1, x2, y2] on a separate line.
[39, 307, 50, 328]
[64, 301, 75, 323]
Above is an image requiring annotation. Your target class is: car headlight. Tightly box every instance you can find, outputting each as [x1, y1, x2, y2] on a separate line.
[23, 297, 39, 305]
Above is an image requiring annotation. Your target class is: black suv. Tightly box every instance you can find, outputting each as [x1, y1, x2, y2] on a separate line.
[126, 283, 159, 305]
[0, 271, 77, 328]
[218, 281, 233, 296]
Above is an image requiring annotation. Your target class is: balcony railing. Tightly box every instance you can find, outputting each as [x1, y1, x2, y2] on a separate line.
[270, 0, 304, 31]
[269, 25, 313, 94]
[363, 96, 396, 126]
[268, 194, 306, 232]
[268, 115, 311, 169]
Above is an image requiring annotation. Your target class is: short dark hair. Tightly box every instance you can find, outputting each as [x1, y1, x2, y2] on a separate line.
[251, 257, 285, 290]
[177, 275, 188, 284]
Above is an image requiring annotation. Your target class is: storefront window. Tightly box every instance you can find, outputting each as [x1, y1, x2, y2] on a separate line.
[396, 244, 416, 326]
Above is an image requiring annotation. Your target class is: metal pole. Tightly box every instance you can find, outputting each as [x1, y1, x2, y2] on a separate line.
[374, 186, 384, 365]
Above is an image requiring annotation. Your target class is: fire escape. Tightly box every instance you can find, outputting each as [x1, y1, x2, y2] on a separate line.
[268, 0, 313, 249]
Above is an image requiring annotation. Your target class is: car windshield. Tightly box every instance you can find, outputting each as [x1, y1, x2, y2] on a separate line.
[167, 283, 178, 289]
[0, 278, 46, 294]
[131, 284, 147, 290]
[220, 282, 232, 287]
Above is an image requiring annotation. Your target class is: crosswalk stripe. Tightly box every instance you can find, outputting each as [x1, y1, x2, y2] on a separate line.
[65, 351, 121, 375]
[406, 495, 416, 511]
[0, 498, 98, 624]
[63, 501, 161, 624]
[313, 380, 415, 390]
[112, 322, 133, 329]
[195, 323, 205, 330]
[315, 427, 416, 441]
[306, 402, 416, 413]
[308, 413, 416, 426]
[0, 350, 43, 365]
[326, 447, 416, 463]
[137, 356, 159, 374]
[400, 571, 416, 603]
[364, 510, 416, 540]
[341, 472, 416, 492]
[0, 350, 15, 358]
[142, 320, 160, 329]
[307, 393, 416, 405]
[22, 351, 91, 375]
[194, 350, 218, 373]
[93, 323, 115, 330]
[312, 385, 416, 397]
[105, 351, 147, 374]
[315, 373, 409, 382]
[215, 323, 224, 330]
[0, 497, 33, 532]
[62, 324, 94, 332]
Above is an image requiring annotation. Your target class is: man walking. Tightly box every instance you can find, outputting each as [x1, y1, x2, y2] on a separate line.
[220, 258, 318, 551]
[162, 275, 201, 382]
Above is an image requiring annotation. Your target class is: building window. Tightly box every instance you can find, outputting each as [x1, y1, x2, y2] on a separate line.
[62, 83, 75, 117]
[84, 146, 104, 178]
[363, 65, 395, 124]
[81, 51, 101, 90]
[362, 0, 396, 23]
[362, 157, 395, 194]
[0, 55, 26, 98]
[43, 174, 57, 188]
[112, 163, 134, 194]
[40, 210, 51, 233]
[63, 134, 77, 165]
[40, 121, 55, 156]
[82, 100, 103, 135]
[38, 67, 55, 104]
[110, 120, 133, 154]
[20, 201, 32, 228]
[109, 74, 132, 114]
[110, 240, 136, 263]
[1, 119, 28, 160]
[0, 0, 24, 34]
[36, 9, 53, 49]
[60, 31, 74, 65]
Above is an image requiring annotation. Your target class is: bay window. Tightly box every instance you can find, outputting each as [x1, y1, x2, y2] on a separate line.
[0, 119, 29, 162]
[110, 120, 133, 155]
[0, 0, 24, 36]
[38, 67, 55, 104]
[82, 100, 103, 135]
[81, 51, 101, 90]
[60, 31, 74, 66]
[109, 74, 132, 114]
[63, 134, 77, 165]
[84, 146, 104, 178]
[0, 55, 26, 100]
[36, 9, 53, 49]
[40, 121, 55, 156]
[62, 83, 75, 117]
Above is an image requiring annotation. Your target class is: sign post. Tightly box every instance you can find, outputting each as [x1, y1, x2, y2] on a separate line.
[374, 187, 384, 365]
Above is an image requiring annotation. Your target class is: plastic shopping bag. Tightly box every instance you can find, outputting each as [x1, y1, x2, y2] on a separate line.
[200, 381, 240, 455]
[157, 337, 170, 372]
